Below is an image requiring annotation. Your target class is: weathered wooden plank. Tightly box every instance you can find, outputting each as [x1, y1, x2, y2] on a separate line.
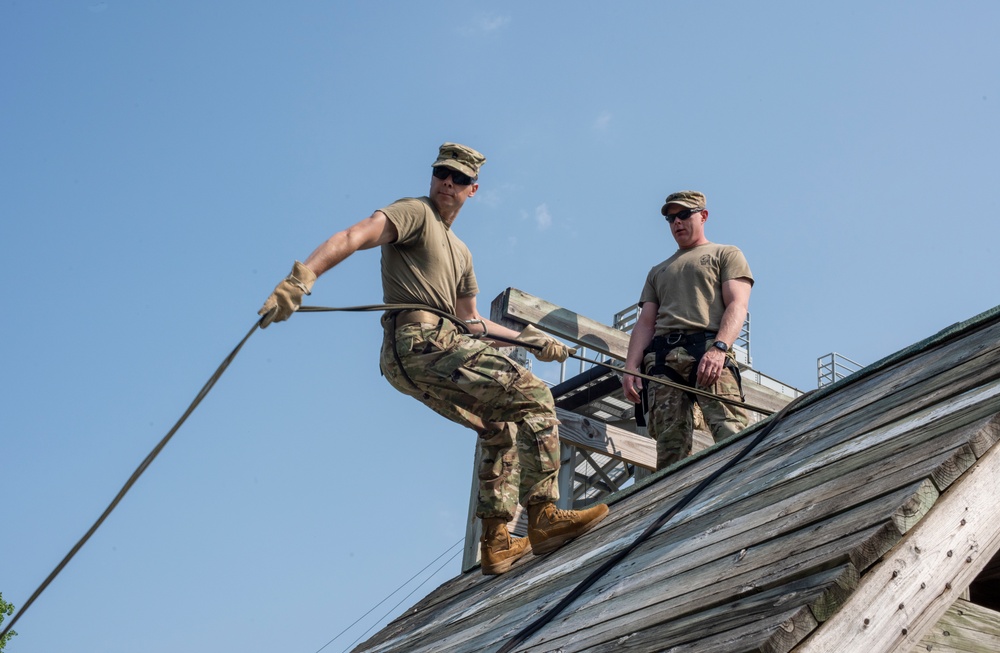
[498, 287, 632, 360]
[809, 563, 862, 622]
[563, 488, 921, 625]
[529, 566, 854, 653]
[389, 408, 995, 651]
[556, 407, 657, 470]
[668, 413, 998, 559]
[791, 441, 1000, 653]
[916, 598, 1000, 653]
[359, 516, 876, 653]
[592, 609, 799, 653]
[376, 382, 1000, 648]
[966, 411, 1000, 457]
[754, 368, 1000, 497]
[360, 440, 984, 648]
[426, 490, 915, 653]
[437, 459, 943, 653]
[711, 387, 1000, 519]
[762, 322, 1000, 457]
[929, 442, 979, 492]
[417, 406, 974, 638]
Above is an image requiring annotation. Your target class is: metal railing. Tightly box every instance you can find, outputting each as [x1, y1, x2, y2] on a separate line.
[817, 352, 863, 388]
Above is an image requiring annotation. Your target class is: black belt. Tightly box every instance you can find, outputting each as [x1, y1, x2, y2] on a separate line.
[633, 330, 743, 427]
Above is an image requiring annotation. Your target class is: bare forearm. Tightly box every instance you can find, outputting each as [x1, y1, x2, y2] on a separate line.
[714, 301, 747, 348]
[459, 313, 525, 344]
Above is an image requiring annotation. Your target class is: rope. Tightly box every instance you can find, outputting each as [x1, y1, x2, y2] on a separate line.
[1, 301, 767, 640]
[495, 390, 812, 653]
[300, 304, 773, 415]
[0, 319, 262, 641]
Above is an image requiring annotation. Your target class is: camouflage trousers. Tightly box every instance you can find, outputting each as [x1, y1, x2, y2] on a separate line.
[643, 345, 748, 470]
[380, 317, 560, 520]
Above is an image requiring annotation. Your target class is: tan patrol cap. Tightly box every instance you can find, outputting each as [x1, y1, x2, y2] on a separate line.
[660, 190, 707, 216]
[432, 142, 486, 179]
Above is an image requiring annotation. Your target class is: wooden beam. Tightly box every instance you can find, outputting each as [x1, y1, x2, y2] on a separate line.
[917, 598, 1000, 652]
[556, 407, 657, 471]
[496, 287, 631, 360]
[576, 448, 622, 492]
[791, 439, 1000, 653]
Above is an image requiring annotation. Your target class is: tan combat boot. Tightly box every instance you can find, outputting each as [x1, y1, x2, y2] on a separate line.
[480, 518, 533, 576]
[527, 502, 609, 556]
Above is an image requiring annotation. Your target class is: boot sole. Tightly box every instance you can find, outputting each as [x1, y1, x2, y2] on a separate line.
[481, 544, 533, 575]
[531, 507, 609, 556]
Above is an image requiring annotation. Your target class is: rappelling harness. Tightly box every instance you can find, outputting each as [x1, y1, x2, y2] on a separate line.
[635, 329, 746, 427]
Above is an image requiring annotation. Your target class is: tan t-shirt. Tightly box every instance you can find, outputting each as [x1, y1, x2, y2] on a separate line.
[379, 197, 478, 315]
[639, 243, 753, 335]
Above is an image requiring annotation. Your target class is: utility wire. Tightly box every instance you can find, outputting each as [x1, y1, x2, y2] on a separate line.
[339, 543, 464, 653]
[310, 537, 464, 653]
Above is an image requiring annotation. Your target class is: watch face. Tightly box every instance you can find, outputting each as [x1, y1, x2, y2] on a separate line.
[713, 341, 727, 351]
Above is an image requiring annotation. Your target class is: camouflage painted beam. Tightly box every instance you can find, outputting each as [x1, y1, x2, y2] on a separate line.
[495, 287, 631, 361]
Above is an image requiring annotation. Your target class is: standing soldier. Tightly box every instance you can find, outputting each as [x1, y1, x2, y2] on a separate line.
[622, 191, 753, 470]
[259, 142, 608, 575]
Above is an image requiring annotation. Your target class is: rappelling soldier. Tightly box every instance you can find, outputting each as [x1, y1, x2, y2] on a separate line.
[259, 142, 609, 575]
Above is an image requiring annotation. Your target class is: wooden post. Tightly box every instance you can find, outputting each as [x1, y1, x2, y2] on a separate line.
[792, 440, 1000, 653]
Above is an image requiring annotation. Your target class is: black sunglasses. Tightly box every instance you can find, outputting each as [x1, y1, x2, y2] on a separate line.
[432, 166, 475, 186]
[664, 207, 703, 224]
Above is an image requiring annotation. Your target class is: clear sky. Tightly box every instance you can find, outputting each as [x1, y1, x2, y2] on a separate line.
[2, 2, 998, 652]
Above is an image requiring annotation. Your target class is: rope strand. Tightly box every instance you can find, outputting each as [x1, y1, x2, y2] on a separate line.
[0, 320, 261, 641]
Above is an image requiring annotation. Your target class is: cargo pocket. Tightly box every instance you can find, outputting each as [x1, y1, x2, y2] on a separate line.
[522, 414, 560, 474]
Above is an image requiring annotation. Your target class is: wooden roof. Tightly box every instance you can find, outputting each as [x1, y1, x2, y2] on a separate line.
[355, 302, 1000, 653]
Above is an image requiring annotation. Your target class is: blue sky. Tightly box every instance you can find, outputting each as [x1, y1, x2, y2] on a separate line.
[2, 2, 998, 651]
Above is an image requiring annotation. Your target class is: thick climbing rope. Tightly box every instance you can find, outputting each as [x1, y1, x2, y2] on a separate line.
[495, 390, 812, 653]
[300, 304, 775, 416]
[1, 302, 769, 640]
[1, 319, 261, 641]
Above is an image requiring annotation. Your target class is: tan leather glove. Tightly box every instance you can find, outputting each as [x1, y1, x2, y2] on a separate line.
[517, 325, 576, 363]
[257, 261, 317, 328]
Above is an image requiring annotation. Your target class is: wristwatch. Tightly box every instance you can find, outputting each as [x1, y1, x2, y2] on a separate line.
[711, 340, 729, 352]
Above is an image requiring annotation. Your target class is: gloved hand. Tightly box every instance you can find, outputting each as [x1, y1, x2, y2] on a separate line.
[517, 325, 576, 363]
[257, 261, 317, 328]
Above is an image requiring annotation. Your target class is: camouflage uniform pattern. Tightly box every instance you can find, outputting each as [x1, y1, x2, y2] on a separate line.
[380, 317, 560, 520]
[643, 343, 747, 470]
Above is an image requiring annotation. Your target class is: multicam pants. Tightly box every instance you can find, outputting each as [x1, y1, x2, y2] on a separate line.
[643, 344, 748, 470]
[380, 317, 560, 520]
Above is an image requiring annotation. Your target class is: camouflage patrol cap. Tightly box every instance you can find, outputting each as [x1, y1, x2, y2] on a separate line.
[432, 142, 486, 180]
[660, 190, 707, 216]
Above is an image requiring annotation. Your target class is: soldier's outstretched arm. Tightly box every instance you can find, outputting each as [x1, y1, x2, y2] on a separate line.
[258, 211, 399, 327]
[302, 210, 399, 277]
